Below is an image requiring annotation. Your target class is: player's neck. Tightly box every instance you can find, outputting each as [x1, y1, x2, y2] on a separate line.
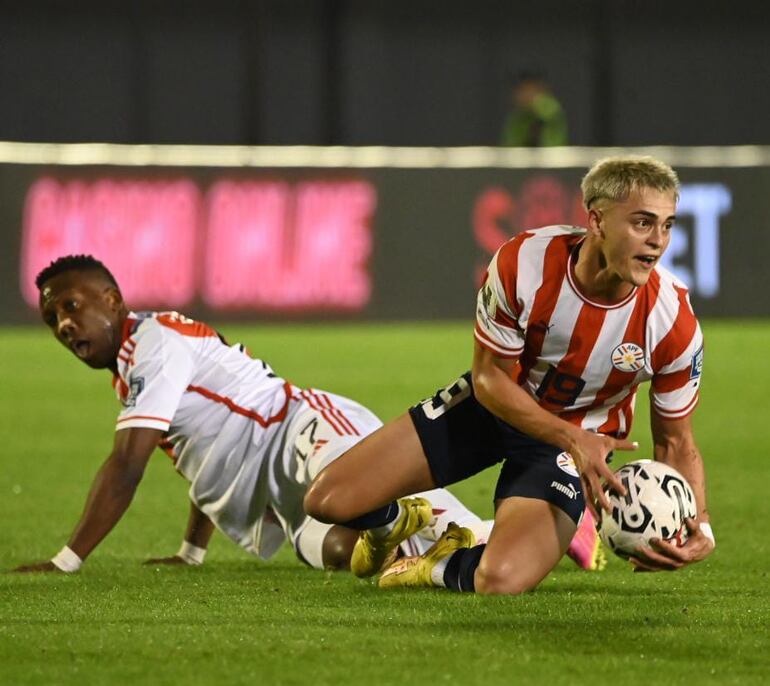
[572, 238, 635, 305]
[107, 309, 131, 375]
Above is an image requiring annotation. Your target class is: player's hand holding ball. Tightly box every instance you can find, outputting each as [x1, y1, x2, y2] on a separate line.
[568, 429, 637, 516]
[597, 460, 715, 572]
[631, 516, 715, 572]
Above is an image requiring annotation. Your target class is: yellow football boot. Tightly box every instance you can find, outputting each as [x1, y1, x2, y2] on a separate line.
[378, 522, 476, 589]
[350, 497, 433, 577]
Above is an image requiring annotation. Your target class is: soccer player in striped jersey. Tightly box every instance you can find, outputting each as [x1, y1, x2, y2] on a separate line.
[14, 255, 495, 574]
[305, 156, 715, 593]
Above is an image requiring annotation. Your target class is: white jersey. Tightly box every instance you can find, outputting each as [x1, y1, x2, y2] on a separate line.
[475, 226, 703, 438]
[112, 311, 379, 558]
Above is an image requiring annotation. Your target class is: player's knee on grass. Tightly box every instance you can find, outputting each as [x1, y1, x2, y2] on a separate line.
[474, 557, 544, 596]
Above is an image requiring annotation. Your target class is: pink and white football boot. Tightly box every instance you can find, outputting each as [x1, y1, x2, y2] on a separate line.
[566, 507, 606, 571]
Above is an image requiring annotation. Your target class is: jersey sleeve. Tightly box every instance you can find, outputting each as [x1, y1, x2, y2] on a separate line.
[116, 325, 195, 432]
[650, 320, 704, 420]
[474, 242, 525, 357]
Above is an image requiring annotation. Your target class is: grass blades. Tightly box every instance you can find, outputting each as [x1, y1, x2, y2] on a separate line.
[1, 321, 768, 685]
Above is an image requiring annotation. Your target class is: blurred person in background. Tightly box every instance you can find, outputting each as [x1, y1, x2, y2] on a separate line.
[500, 71, 568, 147]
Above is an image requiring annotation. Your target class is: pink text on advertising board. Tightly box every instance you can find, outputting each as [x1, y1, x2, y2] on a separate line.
[203, 179, 376, 310]
[21, 177, 201, 308]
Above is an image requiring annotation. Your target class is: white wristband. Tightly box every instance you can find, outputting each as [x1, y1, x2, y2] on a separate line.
[51, 546, 83, 573]
[177, 541, 207, 566]
[699, 522, 715, 546]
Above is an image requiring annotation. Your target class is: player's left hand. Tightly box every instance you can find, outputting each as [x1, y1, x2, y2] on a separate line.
[629, 517, 715, 572]
[12, 560, 61, 573]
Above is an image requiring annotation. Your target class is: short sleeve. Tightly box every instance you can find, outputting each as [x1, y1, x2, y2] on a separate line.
[116, 326, 195, 432]
[650, 322, 703, 420]
[474, 245, 525, 358]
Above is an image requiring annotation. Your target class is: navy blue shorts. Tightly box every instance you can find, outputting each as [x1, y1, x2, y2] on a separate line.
[408, 372, 584, 524]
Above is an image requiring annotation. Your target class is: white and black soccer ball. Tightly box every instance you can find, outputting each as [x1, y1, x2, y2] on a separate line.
[598, 459, 697, 560]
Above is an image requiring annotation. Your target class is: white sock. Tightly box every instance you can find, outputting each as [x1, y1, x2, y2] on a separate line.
[430, 554, 452, 587]
[369, 502, 403, 537]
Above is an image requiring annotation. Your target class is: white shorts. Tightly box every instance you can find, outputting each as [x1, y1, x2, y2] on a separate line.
[264, 389, 493, 570]
[262, 390, 381, 561]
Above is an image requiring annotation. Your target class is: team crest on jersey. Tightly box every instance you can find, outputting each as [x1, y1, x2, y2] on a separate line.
[611, 343, 645, 372]
[556, 452, 579, 477]
[690, 345, 704, 379]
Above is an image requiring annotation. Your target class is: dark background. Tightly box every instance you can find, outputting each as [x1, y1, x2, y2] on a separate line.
[2, 164, 766, 323]
[1, 0, 768, 147]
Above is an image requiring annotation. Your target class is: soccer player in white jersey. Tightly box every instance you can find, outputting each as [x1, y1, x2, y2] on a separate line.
[14, 255, 498, 574]
[305, 155, 715, 593]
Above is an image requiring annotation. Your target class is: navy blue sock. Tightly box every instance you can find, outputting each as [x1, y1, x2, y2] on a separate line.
[443, 544, 485, 592]
[340, 501, 399, 530]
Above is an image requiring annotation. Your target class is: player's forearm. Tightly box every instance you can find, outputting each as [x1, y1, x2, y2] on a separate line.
[473, 364, 581, 451]
[184, 502, 215, 548]
[67, 453, 145, 560]
[654, 438, 709, 523]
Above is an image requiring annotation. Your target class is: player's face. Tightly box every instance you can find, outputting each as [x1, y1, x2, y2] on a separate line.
[591, 187, 677, 288]
[39, 271, 126, 370]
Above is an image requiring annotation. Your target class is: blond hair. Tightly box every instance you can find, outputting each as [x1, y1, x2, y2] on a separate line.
[581, 155, 680, 210]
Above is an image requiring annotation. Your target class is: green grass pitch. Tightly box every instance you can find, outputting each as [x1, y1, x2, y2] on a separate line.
[1, 321, 768, 685]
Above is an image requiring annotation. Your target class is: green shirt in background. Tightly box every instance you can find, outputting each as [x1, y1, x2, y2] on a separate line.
[500, 92, 568, 147]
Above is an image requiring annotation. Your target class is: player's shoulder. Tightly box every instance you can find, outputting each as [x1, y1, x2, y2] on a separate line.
[495, 225, 584, 273]
[650, 264, 696, 312]
[127, 311, 204, 348]
[500, 225, 584, 254]
[132, 311, 219, 338]
[119, 313, 168, 358]
[511, 224, 584, 243]
[653, 262, 690, 292]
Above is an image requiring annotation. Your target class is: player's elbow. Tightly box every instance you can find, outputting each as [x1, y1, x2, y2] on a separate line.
[471, 367, 497, 414]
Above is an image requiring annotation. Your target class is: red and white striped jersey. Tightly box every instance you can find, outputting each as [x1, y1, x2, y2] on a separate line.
[112, 311, 376, 556]
[474, 226, 703, 438]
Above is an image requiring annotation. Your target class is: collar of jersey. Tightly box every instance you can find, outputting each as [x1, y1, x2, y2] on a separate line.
[566, 239, 638, 310]
[119, 312, 142, 346]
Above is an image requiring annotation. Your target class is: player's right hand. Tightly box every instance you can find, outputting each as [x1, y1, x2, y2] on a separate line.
[568, 431, 637, 516]
[142, 555, 188, 566]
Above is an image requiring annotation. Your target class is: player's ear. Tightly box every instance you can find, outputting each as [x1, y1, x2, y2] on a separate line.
[586, 207, 604, 238]
[104, 286, 124, 311]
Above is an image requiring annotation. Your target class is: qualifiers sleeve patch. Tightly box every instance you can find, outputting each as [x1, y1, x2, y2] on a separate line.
[124, 376, 145, 407]
[690, 345, 704, 379]
[480, 281, 498, 319]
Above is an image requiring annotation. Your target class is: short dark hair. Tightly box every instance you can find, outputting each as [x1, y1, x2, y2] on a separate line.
[35, 255, 119, 291]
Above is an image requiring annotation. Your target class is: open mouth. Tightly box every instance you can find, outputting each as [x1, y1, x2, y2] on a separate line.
[635, 255, 657, 268]
[72, 340, 91, 359]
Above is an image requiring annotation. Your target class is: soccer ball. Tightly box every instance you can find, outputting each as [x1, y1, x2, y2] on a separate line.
[598, 460, 697, 560]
